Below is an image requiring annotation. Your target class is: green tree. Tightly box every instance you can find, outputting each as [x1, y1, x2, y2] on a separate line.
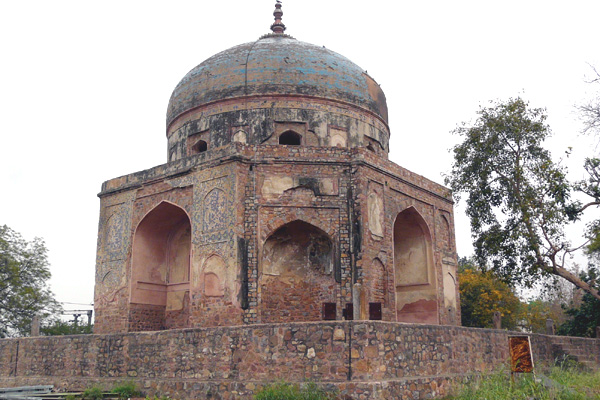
[0, 225, 61, 337]
[41, 319, 93, 336]
[446, 97, 600, 301]
[458, 258, 523, 329]
[557, 266, 600, 338]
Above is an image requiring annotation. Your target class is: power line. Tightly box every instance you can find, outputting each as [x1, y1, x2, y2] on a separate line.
[60, 301, 93, 306]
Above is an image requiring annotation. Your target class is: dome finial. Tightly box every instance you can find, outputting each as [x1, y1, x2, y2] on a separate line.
[270, 1, 286, 34]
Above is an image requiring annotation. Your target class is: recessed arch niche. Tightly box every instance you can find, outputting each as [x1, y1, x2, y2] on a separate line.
[259, 220, 336, 322]
[393, 206, 438, 324]
[279, 130, 302, 145]
[130, 201, 191, 330]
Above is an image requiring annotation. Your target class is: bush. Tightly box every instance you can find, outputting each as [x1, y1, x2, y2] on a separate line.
[254, 381, 337, 400]
[111, 381, 141, 399]
[82, 386, 104, 400]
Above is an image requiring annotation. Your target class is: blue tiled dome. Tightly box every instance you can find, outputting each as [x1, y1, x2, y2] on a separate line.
[167, 34, 388, 128]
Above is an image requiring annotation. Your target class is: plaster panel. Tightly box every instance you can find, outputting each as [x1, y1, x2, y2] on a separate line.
[262, 176, 339, 198]
[232, 129, 247, 143]
[329, 127, 348, 147]
[442, 264, 458, 323]
[194, 253, 243, 326]
[367, 181, 384, 238]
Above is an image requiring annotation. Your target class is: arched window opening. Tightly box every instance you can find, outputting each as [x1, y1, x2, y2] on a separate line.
[130, 202, 191, 331]
[279, 130, 302, 145]
[260, 220, 335, 322]
[192, 139, 208, 153]
[393, 207, 438, 324]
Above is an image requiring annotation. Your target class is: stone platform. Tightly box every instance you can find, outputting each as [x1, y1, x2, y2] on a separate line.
[1, 321, 598, 399]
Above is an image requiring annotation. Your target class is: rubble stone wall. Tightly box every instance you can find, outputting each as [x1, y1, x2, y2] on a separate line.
[1, 322, 597, 399]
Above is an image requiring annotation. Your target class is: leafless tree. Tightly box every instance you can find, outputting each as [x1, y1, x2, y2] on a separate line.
[579, 64, 600, 136]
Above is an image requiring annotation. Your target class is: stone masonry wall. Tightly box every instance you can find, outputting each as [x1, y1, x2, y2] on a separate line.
[1, 322, 597, 399]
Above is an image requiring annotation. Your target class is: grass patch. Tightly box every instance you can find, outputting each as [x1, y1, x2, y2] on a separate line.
[254, 381, 337, 400]
[445, 364, 600, 399]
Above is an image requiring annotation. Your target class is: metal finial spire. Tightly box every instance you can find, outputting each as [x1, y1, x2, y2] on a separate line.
[270, 1, 286, 34]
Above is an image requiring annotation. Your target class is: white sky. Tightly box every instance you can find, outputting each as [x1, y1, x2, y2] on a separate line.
[1, 1, 599, 310]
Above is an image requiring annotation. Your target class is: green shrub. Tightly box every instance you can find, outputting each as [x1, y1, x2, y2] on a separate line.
[82, 386, 104, 400]
[253, 381, 336, 400]
[111, 381, 141, 399]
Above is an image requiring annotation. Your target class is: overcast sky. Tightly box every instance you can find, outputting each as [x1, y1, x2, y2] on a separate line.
[1, 1, 599, 311]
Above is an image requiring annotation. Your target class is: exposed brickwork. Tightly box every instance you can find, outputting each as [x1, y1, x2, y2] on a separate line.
[1, 322, 598, 399]
[128, 304, 165, 332]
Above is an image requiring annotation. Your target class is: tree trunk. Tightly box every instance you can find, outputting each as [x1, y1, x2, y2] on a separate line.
[553, 265, 600, 301]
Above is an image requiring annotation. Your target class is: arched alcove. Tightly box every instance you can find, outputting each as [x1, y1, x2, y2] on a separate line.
[130, 202, 191, 331]
[440, 214, 452, 251]
[201, 254, 228, 298]
[232, 129, 247, 143]
[192, 139, 208, 153]
[279, 130, 302, 145]
[259, 220, 336, 322]
[393, 207, 438, 324]
[329, 128, 347, 147]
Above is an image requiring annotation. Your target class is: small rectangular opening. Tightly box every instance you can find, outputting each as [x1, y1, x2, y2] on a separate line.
[322, 302, 336, 320]
[369, 302, 382, 320]
[342, 303, 354, 320]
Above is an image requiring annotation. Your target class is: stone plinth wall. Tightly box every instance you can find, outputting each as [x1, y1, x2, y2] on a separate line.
[1, 322, 598, 399]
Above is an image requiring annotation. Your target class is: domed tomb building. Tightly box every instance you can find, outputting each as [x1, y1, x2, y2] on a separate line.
[93, 3, 460, 334]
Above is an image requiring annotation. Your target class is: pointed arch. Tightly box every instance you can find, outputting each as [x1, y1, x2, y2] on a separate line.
[279, 130, 302, 145]
[129, 201, 191, 331]
[232, 129, 247, 143]
[263, 217, 333, 244]
[201, 254, 227, 297]
[393, 206, 432, 286]
[439, 213, 453, 251]
[393, 206, 438, 324]
[259, 220, 336, 322]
